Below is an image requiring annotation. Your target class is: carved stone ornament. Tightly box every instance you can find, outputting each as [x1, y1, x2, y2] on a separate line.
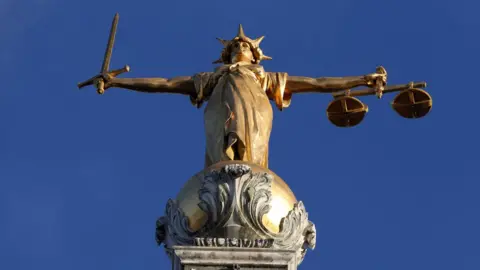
[194, 237, 274, 248]
[155, 163, 316, 265]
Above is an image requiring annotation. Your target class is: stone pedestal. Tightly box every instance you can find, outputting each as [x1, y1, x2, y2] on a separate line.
[156, 162, 316, 269]
[172, 246, 297, 270]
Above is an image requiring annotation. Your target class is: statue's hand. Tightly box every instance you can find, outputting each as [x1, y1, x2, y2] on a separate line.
[365, 66, 387, 98]
[78, 65, 130, 94]
[96, 72, 115, 92]
[364, 72, 387, 87]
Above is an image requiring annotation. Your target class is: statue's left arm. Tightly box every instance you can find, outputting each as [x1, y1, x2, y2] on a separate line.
[286, 73, 383, 94]
[265, 71, 385, 110]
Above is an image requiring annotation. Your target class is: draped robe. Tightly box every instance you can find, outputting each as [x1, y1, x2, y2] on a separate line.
[191, 63, 291, 169]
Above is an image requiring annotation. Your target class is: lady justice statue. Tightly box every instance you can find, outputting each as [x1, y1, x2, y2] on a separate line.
[78, 19, 396, 169]
[78, 14, 432, 269]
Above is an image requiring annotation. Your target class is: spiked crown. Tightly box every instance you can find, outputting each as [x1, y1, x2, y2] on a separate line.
[213, 24, 272, 64]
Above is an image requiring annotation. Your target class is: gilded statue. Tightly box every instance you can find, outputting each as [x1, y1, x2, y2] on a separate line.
[79, 15, 431, 169]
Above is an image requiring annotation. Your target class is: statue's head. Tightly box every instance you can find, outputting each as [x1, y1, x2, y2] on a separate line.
[214, 25, 272, 65]
[230, 40, 254, 64]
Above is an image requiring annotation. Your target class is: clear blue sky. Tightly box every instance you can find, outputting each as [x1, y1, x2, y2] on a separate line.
[1, 0, 478, 269]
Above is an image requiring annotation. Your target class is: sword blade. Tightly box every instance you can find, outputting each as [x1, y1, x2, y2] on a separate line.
[100, 13, 119, 73]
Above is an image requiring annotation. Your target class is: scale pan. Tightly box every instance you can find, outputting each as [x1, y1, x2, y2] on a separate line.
[326, 96, 368, 127]
[392, 88, 432, 119]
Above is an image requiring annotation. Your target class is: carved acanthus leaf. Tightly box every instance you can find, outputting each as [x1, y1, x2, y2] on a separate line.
[275, 201, 310, 250]
[304, 221, 317, 250]
[198, 171, 233, 230]
[164, 199, 197, 246]
[155, 216, 168, 245]
[238, 172, 273, 235]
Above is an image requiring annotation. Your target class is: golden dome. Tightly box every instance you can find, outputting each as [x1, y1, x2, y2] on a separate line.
[175, 161, 297, 233]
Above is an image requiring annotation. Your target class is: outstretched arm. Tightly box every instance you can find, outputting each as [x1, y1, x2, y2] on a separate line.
[78, 67, 198, 96]
[108, 76, 195, 96]
[286, 68, 386, 94]
[286, 75, 368, 94]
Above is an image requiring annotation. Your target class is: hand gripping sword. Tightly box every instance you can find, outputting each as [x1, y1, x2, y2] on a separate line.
[77, 13, 130, 94]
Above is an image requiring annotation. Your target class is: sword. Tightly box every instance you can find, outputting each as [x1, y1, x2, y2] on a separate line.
[78, 13, 130, 94]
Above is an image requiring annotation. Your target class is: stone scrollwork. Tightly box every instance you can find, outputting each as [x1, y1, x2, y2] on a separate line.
[196, 165, 239, 231]
[275, 202, 314, 264]
[238, 170, 274, 236]
[223, 163, 252, 177]
[155, 163, 316, 266]
[156, 199, 198, 247]
[155, 216, 167, 245]
[304, 221, 317, 250]
[275, 201, 310, 250]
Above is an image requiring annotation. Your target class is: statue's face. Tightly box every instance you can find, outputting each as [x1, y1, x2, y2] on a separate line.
[230, 41, 254, 64]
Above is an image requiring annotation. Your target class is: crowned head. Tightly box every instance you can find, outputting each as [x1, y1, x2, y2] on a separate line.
[214, 25, 272, 65]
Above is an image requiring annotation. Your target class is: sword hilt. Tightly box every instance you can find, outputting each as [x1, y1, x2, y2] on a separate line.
[108, 65, 130, 77]
[77, 65, 130, 95]
[96, 79, 105, 95]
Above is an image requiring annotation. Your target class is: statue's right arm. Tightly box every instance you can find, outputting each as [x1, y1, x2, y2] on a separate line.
[109, 76, 195, 96]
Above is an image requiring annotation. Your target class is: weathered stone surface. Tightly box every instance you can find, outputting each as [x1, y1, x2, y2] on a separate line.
[173, 246, 296, 270]
[183, 266, 287, 270]
[194, 237, 274, 248]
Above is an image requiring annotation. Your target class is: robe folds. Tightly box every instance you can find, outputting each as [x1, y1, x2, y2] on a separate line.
[191, 63, 291, 168]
